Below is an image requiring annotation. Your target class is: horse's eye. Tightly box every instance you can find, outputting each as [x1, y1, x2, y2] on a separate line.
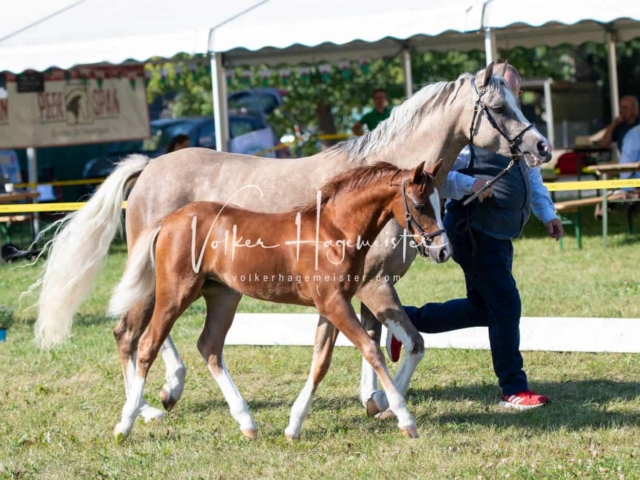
[414, 204, 426, 213]
[492, 105, 505, 114]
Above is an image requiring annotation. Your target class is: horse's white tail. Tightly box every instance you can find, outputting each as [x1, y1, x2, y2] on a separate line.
[107, 224, 161, 319]
[32, 154, 150, 348]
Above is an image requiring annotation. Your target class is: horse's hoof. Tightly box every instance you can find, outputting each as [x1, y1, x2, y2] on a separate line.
[284, 428, 300, 442]
[366, 398, 382, 417]
[139, 405, 165, 423]
[160, 388, 177, 412]
[376, 409, 396, 421]
[114, 423, 132, 444]
[241, 428, 257, 440]
[400, 426, 419, 439]
[365, 391, 390, 417]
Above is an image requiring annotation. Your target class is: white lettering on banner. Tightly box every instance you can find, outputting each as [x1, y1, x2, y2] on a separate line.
[0, 66, 149, 149]
[92, 89, 120, 118]
[37, 92, 65, 122]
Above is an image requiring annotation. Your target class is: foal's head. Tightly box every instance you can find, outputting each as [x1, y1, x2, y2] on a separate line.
[394, 161, 452, 263]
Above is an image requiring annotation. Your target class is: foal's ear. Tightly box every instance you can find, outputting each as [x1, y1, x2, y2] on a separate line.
[411, 161, 425, 184]
[425, 159, 443, 179]
[481, 62, 494, 88]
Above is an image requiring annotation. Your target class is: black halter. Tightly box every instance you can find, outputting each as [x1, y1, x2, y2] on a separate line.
[463, 77, 535, 207]
[401, 176, 445, 258]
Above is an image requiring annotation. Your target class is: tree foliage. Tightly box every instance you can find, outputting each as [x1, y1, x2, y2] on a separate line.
[145, 40, 640, 142]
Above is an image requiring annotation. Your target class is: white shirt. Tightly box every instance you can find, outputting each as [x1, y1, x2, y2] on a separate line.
[440, 146, 558, 225]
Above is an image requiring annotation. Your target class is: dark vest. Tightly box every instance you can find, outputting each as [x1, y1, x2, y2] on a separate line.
[448, 145, 532, 240]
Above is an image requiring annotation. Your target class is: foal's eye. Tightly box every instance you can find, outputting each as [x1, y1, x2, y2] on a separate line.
[414, 204, 427, 213]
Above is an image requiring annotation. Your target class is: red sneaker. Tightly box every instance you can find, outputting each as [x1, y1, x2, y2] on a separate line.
[499, 390, 550, 410]
[386, 332, 402, 363]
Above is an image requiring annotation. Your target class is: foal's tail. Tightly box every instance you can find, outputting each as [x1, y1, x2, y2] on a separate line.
[107, 224, 162, 319]
[31, 154, 151, 349]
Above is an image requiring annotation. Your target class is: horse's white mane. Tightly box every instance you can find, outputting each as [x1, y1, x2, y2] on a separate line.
[331, 70, 507, 164]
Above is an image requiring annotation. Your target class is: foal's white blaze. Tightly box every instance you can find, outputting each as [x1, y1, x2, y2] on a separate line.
[207, 360, 256, 434]
[429, 189, 452, 260]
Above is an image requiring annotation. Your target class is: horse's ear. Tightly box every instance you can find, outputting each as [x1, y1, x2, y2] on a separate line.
[500, 60, 509, 77]
[481, 62, 494, 88]
[411, 162, 425, 184]
[425, 159, 443, 178]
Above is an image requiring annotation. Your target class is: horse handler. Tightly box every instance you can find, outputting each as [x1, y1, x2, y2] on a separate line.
[388, 64, 564, 409]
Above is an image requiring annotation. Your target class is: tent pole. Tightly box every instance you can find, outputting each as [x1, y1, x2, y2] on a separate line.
[211, 53, 229, 152]
[606, 29, 620, 121]
[402, 46, 413, 98]
[484, 28, 497, 64]
[26, 147, 39, 237]
[543, 78, 555, 149]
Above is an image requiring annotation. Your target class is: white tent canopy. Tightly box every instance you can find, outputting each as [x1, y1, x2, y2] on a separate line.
[0, 0, 264, 73]
[481, 0, 640, 49]
[1, 0, 480, 73]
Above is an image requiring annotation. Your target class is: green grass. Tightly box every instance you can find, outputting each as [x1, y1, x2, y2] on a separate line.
[1, 211, 640, 478]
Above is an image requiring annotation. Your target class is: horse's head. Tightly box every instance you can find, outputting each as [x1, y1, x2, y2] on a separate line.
[397, 161, 452, 264]
[461, 62, 552, 168]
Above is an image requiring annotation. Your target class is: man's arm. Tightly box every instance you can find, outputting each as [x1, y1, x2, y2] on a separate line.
[439, 147, 493, 201]
[352, 112, 371, 137]
[600, 117, 623, 148]
[529, 167, 563, 240]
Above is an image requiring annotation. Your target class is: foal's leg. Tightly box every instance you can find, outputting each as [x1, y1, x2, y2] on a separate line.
[114, 278, 203, 441]
[357, 282, 425, 417]
[197, 283, 257, 438]
[113, 297, 165, 423]
[285, 315, 340, 441]
[320, 297, 418, 438]
[158, 335, 187, 412]
[359, 304, 386, 415]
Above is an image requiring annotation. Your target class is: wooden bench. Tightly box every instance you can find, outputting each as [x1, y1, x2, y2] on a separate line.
[554, 193, 635, 250]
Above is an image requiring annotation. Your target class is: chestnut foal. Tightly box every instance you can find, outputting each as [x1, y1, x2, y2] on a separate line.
[109, 160, 447, 442]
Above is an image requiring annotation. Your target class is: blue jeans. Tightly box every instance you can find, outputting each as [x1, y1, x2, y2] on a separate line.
[404, 213, 527, 396]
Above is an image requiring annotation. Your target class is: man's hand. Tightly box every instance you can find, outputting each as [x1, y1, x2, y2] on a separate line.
[546, 218, 564, 240]
[472, 178, 493, 202]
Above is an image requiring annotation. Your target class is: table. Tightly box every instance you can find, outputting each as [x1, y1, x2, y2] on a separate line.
[0, 191, 40, 203]
[584, 162, 640, 247]
[0, 191, 40, 246]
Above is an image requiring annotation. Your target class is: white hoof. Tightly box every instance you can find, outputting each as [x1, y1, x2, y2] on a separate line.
[114, 422, 133, 443]
[139, 404, 165, 423]
[284, 427, 300, 441]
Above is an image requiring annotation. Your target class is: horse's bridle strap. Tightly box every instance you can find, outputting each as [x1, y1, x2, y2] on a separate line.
[401, 176, 444, 258]
[469, 77, 534, 155]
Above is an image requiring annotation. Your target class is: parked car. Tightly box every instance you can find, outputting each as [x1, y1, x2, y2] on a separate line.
[82, 89, 291, 180]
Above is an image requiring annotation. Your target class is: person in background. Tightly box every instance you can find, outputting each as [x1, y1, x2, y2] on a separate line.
[600, 96, 640, 152]
[166, 134, 191, 154]
[351, 89, 391, 136]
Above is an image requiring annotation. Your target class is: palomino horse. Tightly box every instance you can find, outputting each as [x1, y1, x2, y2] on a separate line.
[33, 64, 552, 423]
[108, 161, 446, 441]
